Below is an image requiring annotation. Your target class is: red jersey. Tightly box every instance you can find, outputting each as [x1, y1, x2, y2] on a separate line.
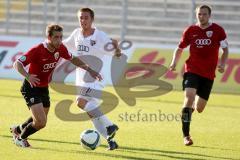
[18, 42, 72, 87]
[178, 23, 227, 80]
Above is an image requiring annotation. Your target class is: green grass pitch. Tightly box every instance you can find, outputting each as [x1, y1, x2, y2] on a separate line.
[0, 79, 239, 160]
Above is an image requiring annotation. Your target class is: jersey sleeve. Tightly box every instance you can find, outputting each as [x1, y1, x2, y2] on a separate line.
[60, 45, 73, 60]
[98, 31, 115, 56]
[218, 26, 227, 41]
[216, 25, 228, 48]
[18, 46, 37, 66]
[178, 27, 191, 49]
[62, 29, 78, 53]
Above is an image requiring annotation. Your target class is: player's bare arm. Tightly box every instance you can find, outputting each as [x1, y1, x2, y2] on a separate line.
[169, 47, 183, 71]
[218, 47, 229, 73]
[70, 56, 102, 81]
[13, 60, 40, 87]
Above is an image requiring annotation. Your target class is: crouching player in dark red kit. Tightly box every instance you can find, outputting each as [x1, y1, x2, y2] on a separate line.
[169, 5, 229, 146]
[10, 24, 102, 148]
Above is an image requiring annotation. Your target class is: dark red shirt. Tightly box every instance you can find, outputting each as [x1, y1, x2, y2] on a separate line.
[18, 42, 72, 87]
[178, 23, 227, 80]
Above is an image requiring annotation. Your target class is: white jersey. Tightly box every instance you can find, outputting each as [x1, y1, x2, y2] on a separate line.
[63, 28, 114, 90]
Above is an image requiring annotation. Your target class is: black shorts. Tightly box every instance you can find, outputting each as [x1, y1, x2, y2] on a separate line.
[20, 79, 50, 108]
[182, 72, 214, 100]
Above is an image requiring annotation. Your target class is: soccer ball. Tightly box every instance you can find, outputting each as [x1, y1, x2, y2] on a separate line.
[80, 129, 101, 150]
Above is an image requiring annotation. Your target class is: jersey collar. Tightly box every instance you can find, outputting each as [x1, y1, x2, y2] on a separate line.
[42, 40, 56, 53]
[80, 27, 98, 40]
[195, 22, 213, 30]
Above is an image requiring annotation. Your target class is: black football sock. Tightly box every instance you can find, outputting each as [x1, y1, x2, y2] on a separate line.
[21, 117, 33, 129]
[16, 126, 22, 134]
[16, 117, 33, 133]
[181, 107, 193, 137]
[20, 122, 38, 139]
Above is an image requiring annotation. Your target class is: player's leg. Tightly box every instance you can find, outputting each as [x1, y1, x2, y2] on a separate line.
[194, 77, 213, 113]
[40, 92, 51, 125]
[11, 88, 50, 136]
[77, 96, 118, 150]
[10, 80, 32, 139]
[85, 99, 118, 150]
[15, 103, 47, 147]
[77, 97, 118, 136]
[83, 99, 118, 138]
[77, 98, 108, 137]
[194, 96, 207, 113]
[29, 103, 47, 130]
[77, 87, 118, 136]
[182, 88, 196, 146]
[10, 117, 33, 139]
[181, 72, 199, 146]
[11, 107, 49, 137]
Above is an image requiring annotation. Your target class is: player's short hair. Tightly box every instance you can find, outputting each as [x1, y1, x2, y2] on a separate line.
[77, 7, 94, 20]
[46, 24, 63, 37]
[196, 4, 212, 15]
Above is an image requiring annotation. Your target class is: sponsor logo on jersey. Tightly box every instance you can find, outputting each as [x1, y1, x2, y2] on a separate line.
[19, 56, 26, 62]
[54, 52, 59, 60]
[77, 45, 89, 52]
[43, 62, 57, 72]
[195, 39, 211, 46]
[206, 31, 213, 38]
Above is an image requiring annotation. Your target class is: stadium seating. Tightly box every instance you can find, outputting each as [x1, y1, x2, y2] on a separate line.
[0, 0, 239, 48]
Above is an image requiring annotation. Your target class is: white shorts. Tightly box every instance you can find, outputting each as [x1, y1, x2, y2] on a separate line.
[76, 82, 104, 103]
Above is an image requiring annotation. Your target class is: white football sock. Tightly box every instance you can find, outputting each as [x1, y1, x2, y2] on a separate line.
[84, 100, 113, 128]
[98, 115, 113, 128]
[92, 118, 108, 139]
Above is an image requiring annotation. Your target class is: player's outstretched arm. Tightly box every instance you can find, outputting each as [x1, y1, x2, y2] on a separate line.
[70, 56, 102, 81]
[169, 47, 183, 71]
[13, 60, 40, 87]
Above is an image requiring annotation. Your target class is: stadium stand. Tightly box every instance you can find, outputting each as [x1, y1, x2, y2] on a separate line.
[0, 0, 239, 48]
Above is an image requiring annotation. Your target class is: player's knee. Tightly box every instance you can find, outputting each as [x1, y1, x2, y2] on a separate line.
[196, 107, 204, 113]
[195, 101, 206, 113]
[33, 119, 47, 129]
[186, 93, 195, 101]
[184, 94, 195, 106]
[77, 99, 87, 109]
[38, 122, 46, 129]
[84, 100, 101, 118]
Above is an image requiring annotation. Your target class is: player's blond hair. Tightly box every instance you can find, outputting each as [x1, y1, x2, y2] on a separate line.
[46, 24, 63, 37]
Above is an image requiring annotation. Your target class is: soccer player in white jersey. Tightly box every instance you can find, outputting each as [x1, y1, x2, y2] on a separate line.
[63, 8, 121, 150]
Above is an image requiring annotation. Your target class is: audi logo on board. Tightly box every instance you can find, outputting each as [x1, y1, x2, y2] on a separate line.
[195, 39, 211, 46]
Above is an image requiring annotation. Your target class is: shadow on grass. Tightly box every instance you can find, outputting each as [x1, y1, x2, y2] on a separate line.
[191, 145, 239, 151]
[117, 146, 239, 160]
[1, 135, 238, 160]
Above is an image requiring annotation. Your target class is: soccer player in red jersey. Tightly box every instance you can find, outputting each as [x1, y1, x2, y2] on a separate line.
[10, 24, 102, 147]
[169, 5, 229, 146]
